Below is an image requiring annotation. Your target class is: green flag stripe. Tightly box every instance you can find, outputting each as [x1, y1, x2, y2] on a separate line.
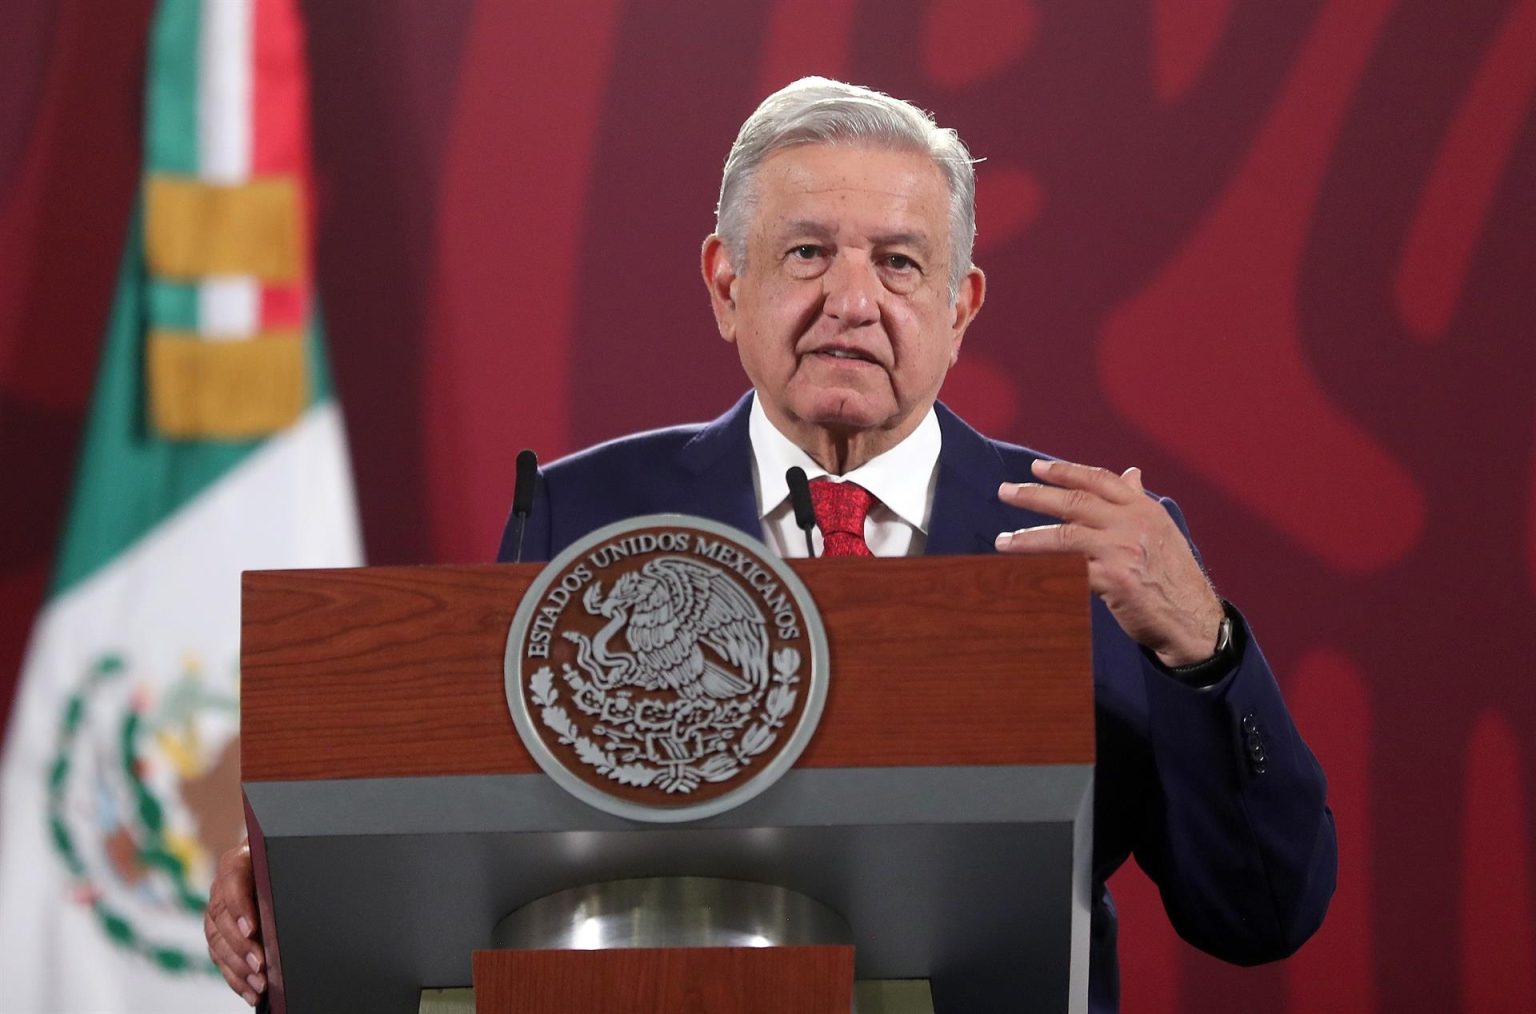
[306, 298, 338, 406]
[49, 205, 337, 599]
[145, 0, 200, 176]
[146, 280, 198, 331]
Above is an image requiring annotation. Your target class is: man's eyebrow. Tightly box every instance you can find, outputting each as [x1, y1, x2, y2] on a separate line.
[776, 220, 837, 241]
[871, 231, 933, 255]
[774, 223, 935, 254]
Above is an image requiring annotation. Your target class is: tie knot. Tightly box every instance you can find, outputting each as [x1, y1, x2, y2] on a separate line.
[809, 478, 875, 557]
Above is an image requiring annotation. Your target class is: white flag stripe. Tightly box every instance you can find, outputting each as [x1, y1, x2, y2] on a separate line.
[197, 0, 252, 184]
[198, 275, 260, 338]
[0, 402, 360, 1011]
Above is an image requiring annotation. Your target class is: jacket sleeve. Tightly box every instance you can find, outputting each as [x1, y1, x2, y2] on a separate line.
[1098, 497, 1337, 963]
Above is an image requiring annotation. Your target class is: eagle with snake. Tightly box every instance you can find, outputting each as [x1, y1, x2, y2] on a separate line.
[576, 556, 770, 701]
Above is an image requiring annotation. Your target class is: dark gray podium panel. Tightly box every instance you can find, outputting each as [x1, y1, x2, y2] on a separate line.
[247, 764, 1092, 1014]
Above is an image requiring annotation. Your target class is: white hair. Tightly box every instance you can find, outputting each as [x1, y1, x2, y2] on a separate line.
[714, 77, 978, 301]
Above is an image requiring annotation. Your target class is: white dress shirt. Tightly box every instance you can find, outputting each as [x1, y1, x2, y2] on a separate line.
[748, 393, 942, 559]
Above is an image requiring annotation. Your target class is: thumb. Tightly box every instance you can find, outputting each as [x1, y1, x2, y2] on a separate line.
[1122, 466, 1145, 492]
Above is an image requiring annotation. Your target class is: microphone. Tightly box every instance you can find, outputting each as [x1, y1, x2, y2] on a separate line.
[510, 449, 539, 564]
[785, 466, 818, 558]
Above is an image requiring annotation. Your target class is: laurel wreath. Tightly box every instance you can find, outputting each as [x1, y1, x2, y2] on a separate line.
[46, 654, 219, 975]
[531, 646, 802, 795]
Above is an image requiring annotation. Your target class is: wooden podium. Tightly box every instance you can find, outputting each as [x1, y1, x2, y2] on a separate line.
[241, 554, 1094, 1012]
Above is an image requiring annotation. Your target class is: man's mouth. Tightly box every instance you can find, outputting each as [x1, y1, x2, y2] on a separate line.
[809, 347, 877, 364]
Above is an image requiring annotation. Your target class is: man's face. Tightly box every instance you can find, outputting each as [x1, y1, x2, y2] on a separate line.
[703, 144, 984, 464]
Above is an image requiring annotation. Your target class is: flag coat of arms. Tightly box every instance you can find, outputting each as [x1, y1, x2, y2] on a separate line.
[0, 1, 361, 1009]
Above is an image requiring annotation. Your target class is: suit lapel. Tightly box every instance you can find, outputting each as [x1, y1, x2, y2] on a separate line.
[926, 403, 1055, 556]
[674, 391, 762, 539]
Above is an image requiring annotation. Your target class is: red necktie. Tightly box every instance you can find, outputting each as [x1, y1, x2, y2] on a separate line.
[809, 478, 875, 557]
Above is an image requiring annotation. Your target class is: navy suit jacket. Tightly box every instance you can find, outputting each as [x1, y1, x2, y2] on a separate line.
[497, 393, 1336, 1012]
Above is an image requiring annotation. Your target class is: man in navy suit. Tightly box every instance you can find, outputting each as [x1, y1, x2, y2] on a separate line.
[207, 77, 1335, 1011]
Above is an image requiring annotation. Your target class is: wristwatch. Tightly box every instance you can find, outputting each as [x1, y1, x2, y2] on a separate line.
[1169, 604, 1238, 684]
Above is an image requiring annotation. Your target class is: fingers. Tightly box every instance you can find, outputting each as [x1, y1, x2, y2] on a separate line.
[997, 459, 1145, 528]
[995, 522, 1079, 554]
[993, 523, 1139, 602]
[999, 481, 1120, 528]
[208, 853, 260, 971]
[206, 923, 263, 1007]
[994, 523, 1122, 569]
[205, 843, 266, 1005]
[206, 909, 263, 1004]
[1029, 458, 1141, 505]
[994, 521, 1167, 608]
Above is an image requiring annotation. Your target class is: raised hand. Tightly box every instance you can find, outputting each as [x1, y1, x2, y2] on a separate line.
[996, 458, 1224, 667]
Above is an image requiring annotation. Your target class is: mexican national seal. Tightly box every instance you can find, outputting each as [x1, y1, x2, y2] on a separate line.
[504, 515, 828, 822]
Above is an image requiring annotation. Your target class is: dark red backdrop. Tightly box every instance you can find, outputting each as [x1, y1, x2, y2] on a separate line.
[3, 1, 1534, 1010]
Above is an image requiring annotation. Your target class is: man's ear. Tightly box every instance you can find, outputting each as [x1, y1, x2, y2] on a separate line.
[948, 265, 986, 364]
[701, 235, 740, 344]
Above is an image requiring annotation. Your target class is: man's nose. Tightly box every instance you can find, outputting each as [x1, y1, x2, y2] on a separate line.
[821, 255, 880, 326]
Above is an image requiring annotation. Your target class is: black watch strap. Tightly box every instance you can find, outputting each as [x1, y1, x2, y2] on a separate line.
[1170, 603, 1239, 683]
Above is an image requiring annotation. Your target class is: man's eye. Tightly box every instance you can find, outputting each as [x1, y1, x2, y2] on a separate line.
[789, 245, 822, 260]
[884, 254, 919, 271]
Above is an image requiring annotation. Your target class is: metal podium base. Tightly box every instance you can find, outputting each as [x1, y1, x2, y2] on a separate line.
[455, 877, 933, 1012]
[409, 879, 936, 1012]
[491, 876, 854, 950]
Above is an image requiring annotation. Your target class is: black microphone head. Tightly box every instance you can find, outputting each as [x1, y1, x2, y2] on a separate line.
[513, 449, 539, 516]
[786, 466, 817, 532]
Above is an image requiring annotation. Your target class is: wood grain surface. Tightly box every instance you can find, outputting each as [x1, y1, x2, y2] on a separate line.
[241, 556, 1092, 782]
[471, 945, 854, 1014]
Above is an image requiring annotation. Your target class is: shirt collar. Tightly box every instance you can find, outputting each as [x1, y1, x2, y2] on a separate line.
[748, 392, 941, 533]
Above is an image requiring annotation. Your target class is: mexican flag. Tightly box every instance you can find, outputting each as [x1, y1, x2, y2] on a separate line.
[0, 1, 360, 1009]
